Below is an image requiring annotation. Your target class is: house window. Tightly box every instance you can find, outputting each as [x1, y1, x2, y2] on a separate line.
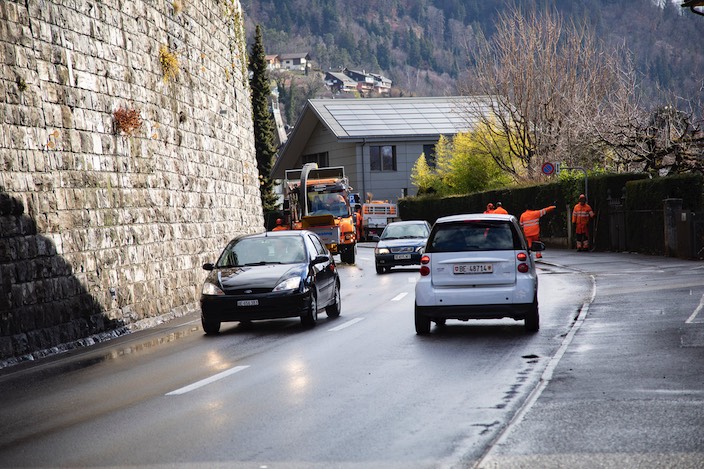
[302, 152, 328, 167]
[370, 145, 396, 171]
[423, 144, 436, 168]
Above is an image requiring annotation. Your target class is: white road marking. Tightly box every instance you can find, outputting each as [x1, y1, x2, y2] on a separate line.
[685, 294, 704, 324]
[328, 318, 364, 331]
[166, 365, 250, 395]
[408, 276, 418, 283]
[391, 292, 408, 301]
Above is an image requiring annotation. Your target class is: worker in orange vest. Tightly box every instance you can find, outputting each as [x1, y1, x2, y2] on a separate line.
[572, 194, 595, 251]
[354, 204, 363, 241]
[493, 201, 508, 214]
[484, 203, 495, 213]
[272, 218, 288, 231]
[520, 205, 556, 259]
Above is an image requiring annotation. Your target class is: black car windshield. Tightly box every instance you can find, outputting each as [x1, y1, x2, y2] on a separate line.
[381, 223, 429, 240]
[426, 221, 522, 252]
[216, 237, 307, 267]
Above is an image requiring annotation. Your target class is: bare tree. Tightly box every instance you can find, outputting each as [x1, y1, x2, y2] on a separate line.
[457, 7, 630, 181]
[590, 85, 704, 175]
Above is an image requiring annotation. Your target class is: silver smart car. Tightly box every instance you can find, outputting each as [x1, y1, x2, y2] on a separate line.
[414, 213, 544, 334]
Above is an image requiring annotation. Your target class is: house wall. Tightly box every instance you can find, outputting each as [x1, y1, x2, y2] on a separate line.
[300, 122, 356, 169]
[355, 142, 432, 203]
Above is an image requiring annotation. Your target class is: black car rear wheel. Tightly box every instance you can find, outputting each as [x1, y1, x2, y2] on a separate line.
[301, 294, 318, 328]
[326, 281, 341, 318]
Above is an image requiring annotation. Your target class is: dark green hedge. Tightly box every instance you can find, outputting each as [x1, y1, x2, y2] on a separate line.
[398, 173, 702, 254]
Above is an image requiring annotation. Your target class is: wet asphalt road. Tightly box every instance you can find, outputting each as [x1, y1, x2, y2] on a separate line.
[477, 249, 704, 468]
[0, 247, 703, 468]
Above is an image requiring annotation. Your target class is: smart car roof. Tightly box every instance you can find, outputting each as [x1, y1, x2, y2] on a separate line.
[434, 213, 516, 224]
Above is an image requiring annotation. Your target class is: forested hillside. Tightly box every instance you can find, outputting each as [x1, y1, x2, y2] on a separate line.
[241, 0, 704, 111]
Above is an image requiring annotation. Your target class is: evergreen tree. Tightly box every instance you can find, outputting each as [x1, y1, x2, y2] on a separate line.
[249, 24, 279, 212]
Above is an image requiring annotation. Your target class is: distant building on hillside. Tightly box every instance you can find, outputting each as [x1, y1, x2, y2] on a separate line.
[278, 53, 311, 73]
[325, 71, 358, 94]
[343, 68, 376, 95]
[265, 54, 280, 70]
[343, 68, 392, 96]
[369, 72, 392, 95]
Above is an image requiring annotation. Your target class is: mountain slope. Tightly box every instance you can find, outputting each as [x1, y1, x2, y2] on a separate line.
[241, 0, 703, 109]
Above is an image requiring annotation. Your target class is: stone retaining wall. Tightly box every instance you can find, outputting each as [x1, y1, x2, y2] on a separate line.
[0, 0, 262, 362]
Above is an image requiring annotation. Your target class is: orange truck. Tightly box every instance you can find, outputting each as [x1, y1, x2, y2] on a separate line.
[283, 163, 357, 264]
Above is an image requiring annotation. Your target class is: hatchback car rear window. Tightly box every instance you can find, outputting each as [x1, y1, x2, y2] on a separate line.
[426, 221, 522, 252]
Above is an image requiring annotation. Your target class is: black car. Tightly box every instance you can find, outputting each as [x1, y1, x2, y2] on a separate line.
[374, 220, 432, 274]
[200, 230, 341, 333]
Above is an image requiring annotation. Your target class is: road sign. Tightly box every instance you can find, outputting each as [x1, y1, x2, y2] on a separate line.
[541, 162, 555, 175]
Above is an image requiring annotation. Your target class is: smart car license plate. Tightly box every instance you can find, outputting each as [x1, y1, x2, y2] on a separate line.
[237, 299, 259, 307]
[453, 264, 493, 274]
[394, 254, 412, 260]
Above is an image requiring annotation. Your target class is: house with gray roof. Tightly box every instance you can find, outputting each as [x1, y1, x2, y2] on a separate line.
[271, 96, 494, 203]
[324, 71, 358, 94]
[278, 53, 310, 73]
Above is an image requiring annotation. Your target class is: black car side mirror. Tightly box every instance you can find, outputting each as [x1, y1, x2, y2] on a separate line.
[530, 241, 545, 252]
[311, 255, 329, 266]
[203, 263, 215, 271]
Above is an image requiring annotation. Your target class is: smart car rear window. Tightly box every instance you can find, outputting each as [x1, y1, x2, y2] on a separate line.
[426, 221, 521, 253]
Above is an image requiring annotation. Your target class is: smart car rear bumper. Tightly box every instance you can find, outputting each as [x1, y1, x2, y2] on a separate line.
[414, 303, 536, 321]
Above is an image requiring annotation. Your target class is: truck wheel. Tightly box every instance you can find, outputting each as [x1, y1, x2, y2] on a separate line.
[341, 245, 356, 264]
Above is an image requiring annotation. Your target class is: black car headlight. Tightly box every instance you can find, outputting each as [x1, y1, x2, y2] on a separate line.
[273, 277, 302, 292]
[202, 282, 224, 296]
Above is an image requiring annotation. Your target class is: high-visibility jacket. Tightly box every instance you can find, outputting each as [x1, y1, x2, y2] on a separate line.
[520, 206, 556, 238]
[493, 206, 508, 215]
[572, 202, 594, 234]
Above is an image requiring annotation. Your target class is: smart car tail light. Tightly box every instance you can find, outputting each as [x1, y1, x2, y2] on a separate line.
[516, 252, 527, 261]
[420, 255, 430, 276]
[517, 263, 529, 273]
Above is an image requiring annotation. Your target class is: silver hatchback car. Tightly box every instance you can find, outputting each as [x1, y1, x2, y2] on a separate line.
[414, 213, 544, 334]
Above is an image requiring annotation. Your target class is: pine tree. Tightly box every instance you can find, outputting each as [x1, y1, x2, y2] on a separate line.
[249, 25, 279, 212]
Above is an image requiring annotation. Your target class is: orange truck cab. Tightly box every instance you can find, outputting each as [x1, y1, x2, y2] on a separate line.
[283, 163, 357, 264]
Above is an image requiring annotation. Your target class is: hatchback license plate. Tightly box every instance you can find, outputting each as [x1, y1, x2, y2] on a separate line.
[453, 264, 493, 274]
[394, 254, 412, 260]
[237, 299, 259, 307]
